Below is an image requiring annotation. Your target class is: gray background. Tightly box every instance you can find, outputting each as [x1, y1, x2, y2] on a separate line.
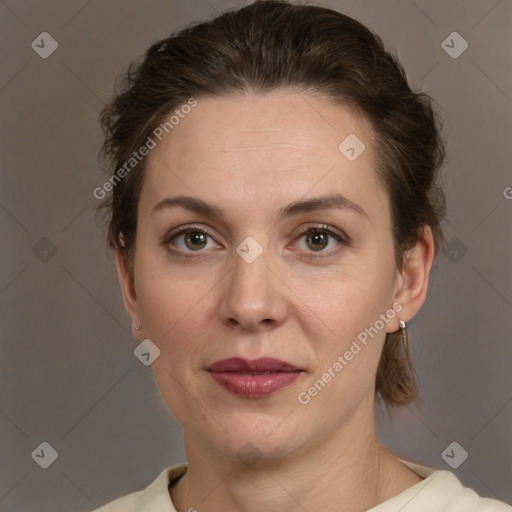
[1, 0, 511, 510]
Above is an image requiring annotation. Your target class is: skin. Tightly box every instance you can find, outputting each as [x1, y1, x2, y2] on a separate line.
[115, 90, 435, 512]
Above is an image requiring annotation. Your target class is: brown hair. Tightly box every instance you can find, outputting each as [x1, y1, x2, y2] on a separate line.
[99, 0, 446, 407]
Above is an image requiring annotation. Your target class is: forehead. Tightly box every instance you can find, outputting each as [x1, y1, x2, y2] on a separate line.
[139, 91, 387, 222]
[154, 91, 373, 160]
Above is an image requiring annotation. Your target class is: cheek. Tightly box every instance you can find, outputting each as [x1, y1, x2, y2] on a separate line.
[133, 253, 220, 373]
[134, 262, 215, 426]
[294, 260, 395, 345]
[294, 260, 396, 401]
[137, 274, 207, 345]
[295, 287, 389, 415]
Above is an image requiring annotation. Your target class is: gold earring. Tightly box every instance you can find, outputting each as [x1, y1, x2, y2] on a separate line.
[399, 320, 408, 351]
[134, 324, 141, 331]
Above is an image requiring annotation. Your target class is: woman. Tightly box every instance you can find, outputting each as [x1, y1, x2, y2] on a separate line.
[94, 1, 511, 510]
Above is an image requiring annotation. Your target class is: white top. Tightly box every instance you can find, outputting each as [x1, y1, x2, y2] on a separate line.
[92, 459, 512, 511]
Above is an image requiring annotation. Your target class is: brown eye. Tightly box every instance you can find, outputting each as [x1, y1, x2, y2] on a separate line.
[293, 225, 349, 258]
[305, 231, 329, 251]
[165, 226, 219, 254]
[184, 232, 208, 250]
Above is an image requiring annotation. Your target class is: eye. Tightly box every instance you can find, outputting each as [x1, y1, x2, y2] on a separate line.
[165, 225, 219, 254]
[293, 225, 349, 257]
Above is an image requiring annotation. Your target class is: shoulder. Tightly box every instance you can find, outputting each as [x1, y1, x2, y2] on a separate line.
[89, 463, 187, 512]
[421, 471, 512, 511]
[370, 459, 512, 512]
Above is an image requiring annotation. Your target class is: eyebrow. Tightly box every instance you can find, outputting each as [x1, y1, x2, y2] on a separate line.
[151, 193, 368, 221]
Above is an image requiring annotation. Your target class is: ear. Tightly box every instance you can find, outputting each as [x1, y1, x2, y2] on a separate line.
[389, 225, 436, 331]
[114, 248, 141, 330]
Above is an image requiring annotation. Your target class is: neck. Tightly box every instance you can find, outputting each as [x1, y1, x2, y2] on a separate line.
[170, 405, 418, 512]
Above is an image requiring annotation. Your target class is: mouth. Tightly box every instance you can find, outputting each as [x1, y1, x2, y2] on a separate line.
[207, 357, 304, 397]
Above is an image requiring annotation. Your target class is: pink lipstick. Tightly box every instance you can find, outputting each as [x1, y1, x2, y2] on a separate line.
[208, 357, 303, 397]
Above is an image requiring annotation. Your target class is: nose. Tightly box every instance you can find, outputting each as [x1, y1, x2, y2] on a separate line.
[217, 240, 289, 331]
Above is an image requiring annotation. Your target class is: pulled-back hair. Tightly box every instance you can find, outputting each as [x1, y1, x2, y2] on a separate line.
[99, 0, 446, 407]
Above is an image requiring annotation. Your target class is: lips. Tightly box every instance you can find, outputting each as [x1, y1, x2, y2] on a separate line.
[207, 357, 303, 397]
[208, 357, 300, 373]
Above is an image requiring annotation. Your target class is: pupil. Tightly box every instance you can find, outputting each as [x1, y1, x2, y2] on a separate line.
[186, 232, 206, 250]
[308, 232, 327, 250]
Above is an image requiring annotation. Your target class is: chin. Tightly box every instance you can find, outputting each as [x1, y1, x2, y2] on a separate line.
[203, 410, 307, 463]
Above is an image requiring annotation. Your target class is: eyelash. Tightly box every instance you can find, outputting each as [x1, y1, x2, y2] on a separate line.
[163, 223, 350, 260]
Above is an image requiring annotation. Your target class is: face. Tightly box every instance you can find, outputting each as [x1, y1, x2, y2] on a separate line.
[116, 90, 433, 462]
